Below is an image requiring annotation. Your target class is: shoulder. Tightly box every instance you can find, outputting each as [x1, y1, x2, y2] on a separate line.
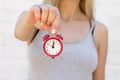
[94, 21, 108, 39]
[93, 21, 108, 49]
[95, 21, 108, 33]
[92, 21, 108, 79]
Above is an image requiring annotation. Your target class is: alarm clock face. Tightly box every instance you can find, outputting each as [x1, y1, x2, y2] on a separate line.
[43, 37, 63, 58]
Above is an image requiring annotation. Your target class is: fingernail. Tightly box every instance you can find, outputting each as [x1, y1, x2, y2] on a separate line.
[51, 29, 56, 34]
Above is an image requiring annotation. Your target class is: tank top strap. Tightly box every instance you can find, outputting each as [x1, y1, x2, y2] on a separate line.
[90, 20, 97, 34]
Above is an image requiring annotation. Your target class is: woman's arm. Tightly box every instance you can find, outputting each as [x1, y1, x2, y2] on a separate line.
[93, 22, 108, 80]
[14, 10, 38, 42]
[14, 5, 60, 43]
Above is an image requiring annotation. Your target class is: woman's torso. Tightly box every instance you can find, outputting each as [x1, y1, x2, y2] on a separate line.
[27, 20, 98, 80]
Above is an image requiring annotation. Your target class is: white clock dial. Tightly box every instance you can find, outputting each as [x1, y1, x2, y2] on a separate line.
[45, 39, 61, 55]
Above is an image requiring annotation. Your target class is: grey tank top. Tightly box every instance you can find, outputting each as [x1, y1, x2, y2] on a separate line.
[27, 20, 98, 80]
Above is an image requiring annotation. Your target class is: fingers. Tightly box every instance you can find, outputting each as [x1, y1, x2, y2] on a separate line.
[47, 7, 56, 25]
[48, 6, 60, 34]
[55, 7, 60, 16]
[30, 5, 41, 22]
[41, 5, 49, 23]
[35, 21, 51, 31]
[35, 17, 60, 35]
[51, 16, 60, 34]
[50, 7, 60, 34]
[32, 4, 61, 34]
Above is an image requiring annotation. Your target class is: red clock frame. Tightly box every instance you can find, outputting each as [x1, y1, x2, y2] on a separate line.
[43, 37, 63, 59]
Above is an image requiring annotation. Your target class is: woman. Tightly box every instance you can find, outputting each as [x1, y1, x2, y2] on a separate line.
[14, 0, 108, 80]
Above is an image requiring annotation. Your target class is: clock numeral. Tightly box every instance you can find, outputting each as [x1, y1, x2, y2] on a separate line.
[47, 49, 49, 51]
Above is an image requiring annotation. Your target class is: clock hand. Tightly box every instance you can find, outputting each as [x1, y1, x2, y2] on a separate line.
[52, 41, 55, 48]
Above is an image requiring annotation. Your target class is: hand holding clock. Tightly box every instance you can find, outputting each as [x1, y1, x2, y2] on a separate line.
[27, 4, 60, 34]
[27, 4, 63, 59]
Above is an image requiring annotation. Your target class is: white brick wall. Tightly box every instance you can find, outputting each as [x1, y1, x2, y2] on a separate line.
[0, 0, 120, 80]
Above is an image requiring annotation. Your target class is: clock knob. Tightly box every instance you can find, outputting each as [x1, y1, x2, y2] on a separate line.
[56, 34, 63, 40]
[43, 34, 50, 41]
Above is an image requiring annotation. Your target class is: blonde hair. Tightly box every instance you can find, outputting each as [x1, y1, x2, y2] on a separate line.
[43, 0, 94, 19]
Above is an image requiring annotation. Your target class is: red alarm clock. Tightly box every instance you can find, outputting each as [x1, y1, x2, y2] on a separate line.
[42, 34, 63, 59]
